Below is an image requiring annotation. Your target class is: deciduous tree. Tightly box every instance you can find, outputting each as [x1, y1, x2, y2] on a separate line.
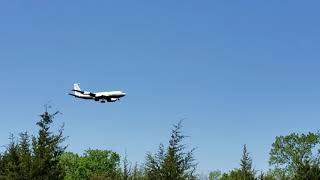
[60, 149, 121, 180]
[269, 131, 320, 177]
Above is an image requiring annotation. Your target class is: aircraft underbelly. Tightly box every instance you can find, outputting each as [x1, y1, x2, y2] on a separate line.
[79, 95, 92, 99]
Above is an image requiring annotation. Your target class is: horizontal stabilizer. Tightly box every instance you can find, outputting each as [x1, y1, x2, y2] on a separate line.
[68, 93, 77, 97]
[72, 89, 84, 93]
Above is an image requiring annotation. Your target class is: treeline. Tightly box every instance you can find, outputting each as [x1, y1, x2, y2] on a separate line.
[207, 131, 320, 180]
[0, 110, 320, 180]
[0, 111, 196, 180]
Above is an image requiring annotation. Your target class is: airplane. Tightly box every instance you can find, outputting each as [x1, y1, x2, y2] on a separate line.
[68, 83, 126, 103]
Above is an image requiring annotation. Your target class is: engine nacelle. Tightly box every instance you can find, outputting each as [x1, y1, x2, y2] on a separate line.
[110, 98, 119, 102]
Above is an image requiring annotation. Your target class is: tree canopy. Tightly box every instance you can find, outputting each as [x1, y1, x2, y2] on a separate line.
[1, 108, 320, 180]
[269, 131, 320, 177]
[59, 150, 121, 180]
[145, 121, 197, 180]
[0, 110, 66, 180]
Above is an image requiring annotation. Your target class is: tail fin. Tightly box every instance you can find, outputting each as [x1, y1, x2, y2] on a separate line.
[73, 83, 82, 96]
[74, 83, 81, 91]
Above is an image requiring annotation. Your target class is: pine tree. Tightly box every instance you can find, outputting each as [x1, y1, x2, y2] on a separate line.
[240, 144, 255, 180]
[17, 132, 32, 179]
[293, 162, 320, 180]
[145, 121, 197, 180]
[3, 135, 22, 179]
[31, 111, 66, 180]
[123, 152, 131, 180]
[145, 144, 165, 180]
[0, 153, 4, 179]
[132, 163, 146, 180]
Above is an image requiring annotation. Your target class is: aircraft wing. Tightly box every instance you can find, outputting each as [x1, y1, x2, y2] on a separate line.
[72, 89, 96, 97]
[93, 95, 114, 102]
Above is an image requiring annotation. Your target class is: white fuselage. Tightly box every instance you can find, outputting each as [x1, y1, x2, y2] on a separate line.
[69, 83, 126, 103]
[75, 91, 126, 99]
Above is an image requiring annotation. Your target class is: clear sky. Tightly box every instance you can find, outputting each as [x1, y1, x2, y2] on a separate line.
[0, 0, 320, 174]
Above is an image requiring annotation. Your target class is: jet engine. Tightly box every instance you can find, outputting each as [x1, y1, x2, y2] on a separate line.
[110, 98, 120, 102]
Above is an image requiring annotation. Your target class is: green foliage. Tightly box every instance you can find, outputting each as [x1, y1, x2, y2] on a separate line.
[123, 153, 130, 180]
[58, 152, 82, 180]
[3, 107, 320, 180]
[59, 149, 121, 180]
[0, 110, 66, 180]
[220, 169, 242, 180]
[131, 163, 147, 180]
[265, 168, 289, 180]
[0, 134, 33, 180]
[293, 162, 320, 180]
[3, 135, 22, 180]
[0, 134, 31, 180]
[269, 131, 320, 177]
[145, 143, 165, 180]
[0, 153, 3, 179]
[31, 111, 66, 180]
[145, 121, 197, 180]
[120, 157, 147, 180]
[218, 145, 256, 180]
[208, 170, 221, 180]
[257, 172, 277, 180]
[18, 132, 32, 179]
[240, 145, 255, 180]
[85, 149, 121, 178]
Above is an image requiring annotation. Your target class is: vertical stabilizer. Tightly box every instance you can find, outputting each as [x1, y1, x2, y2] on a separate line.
[74, 83, 81, 91]
[73, 83, 82, 96]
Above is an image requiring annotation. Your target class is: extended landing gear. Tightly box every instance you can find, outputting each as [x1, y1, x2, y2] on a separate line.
[100, 100, 106, 103]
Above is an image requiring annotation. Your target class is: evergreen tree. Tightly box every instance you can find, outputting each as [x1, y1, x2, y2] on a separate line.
[145, 121, 197, 180]
[131, 163, 146, 180]
[293, 162, 320, 180]
[145, 143, 165, 180]
[220, 169, 242, 180]
[0, 153, 4, 179]
[240, 145, 255, 180]
[220, 145, 256, 180]
[31, 111, 66, 180]
[2, 135, 22, 180]
[123, 152, 131, 180]
[17, 132, 32, 179]
[132, 163, 139, 180]
[1, 133, 32, 180]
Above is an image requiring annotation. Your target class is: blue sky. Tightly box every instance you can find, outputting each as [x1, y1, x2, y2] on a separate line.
[0, 0, 320, 174]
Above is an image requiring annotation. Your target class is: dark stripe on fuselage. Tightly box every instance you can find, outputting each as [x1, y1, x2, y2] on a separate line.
[110, 94, 126, 98]
[69, 94, 93, 99]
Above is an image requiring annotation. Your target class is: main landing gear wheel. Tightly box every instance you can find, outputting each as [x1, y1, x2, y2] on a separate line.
[100, 100, 106, 103]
